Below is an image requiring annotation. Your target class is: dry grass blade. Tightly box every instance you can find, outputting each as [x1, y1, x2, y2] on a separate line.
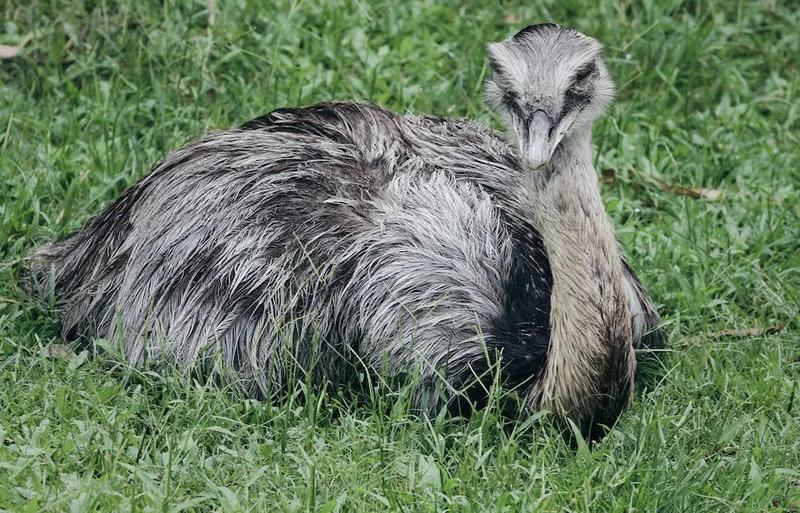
[209, 0, 217, 26]
[42, 344, 77, 360]
[681, 326, 784, 345]
[0, 33, 33, 60]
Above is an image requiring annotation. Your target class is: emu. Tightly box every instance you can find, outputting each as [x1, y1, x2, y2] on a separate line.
[32, 24, 664, 439]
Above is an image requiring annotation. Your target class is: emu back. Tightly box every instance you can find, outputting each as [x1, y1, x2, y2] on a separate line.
[33, 102, 562, 411]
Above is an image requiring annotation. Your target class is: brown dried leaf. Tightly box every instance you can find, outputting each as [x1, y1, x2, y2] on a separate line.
[682, 326, 784, 345]
[601, 167, 618, 183]
[0, 33, 33, 60]
[601, 167, 636, 184]
[503, 14, 522, 24]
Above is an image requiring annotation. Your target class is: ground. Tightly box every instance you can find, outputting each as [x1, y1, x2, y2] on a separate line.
[0, 1, 798, 511]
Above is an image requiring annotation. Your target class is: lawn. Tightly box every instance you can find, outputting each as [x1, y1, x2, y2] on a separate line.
[1, 0, 798, 511]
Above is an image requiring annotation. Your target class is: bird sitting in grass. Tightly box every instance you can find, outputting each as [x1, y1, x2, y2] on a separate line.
[32, 23, 664, 440]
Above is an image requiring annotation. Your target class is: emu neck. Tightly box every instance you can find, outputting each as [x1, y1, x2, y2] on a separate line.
[524, 131, 634, 427]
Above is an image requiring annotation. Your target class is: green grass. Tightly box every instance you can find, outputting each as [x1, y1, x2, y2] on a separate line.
[1, 0, 799, 511]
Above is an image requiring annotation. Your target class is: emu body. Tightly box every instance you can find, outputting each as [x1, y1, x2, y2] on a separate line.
[33, 24, 664, 437]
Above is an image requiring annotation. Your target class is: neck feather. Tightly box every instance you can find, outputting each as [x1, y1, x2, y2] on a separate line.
[524, 130, 635, 431]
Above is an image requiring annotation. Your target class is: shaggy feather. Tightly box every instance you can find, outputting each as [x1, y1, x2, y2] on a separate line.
[32, 24, 665, 438]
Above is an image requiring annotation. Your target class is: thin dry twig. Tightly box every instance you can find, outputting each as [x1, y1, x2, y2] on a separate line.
[681, 326, 784, 345]
[650, 176, 724, 200]
[601, 167, 727, 200]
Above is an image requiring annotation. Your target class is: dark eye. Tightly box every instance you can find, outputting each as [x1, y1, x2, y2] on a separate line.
[488, 58, 504, 77]
[573, 62, 596, 84]
[502, 91, 518, 106]
[563, 89, 591, 113]
[502, 92, 525, 117]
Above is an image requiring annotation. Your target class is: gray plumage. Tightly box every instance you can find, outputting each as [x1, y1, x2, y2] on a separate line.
[32, 24, 664, 439]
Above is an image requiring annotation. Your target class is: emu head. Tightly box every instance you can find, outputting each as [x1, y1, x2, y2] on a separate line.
[485, 24, 615, 169]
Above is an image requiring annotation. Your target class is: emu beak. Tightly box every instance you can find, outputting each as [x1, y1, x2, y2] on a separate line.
[524, 109, 557, 170]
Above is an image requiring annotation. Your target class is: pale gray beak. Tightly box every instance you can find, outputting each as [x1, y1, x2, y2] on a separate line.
[524, 109, 557, 170]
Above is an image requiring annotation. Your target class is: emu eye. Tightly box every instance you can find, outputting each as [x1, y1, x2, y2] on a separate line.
[488, 59, 503, 76]
[563, 89, 591, 113]
[573, 62, 596, 84]
[502, 92, 525, 118]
